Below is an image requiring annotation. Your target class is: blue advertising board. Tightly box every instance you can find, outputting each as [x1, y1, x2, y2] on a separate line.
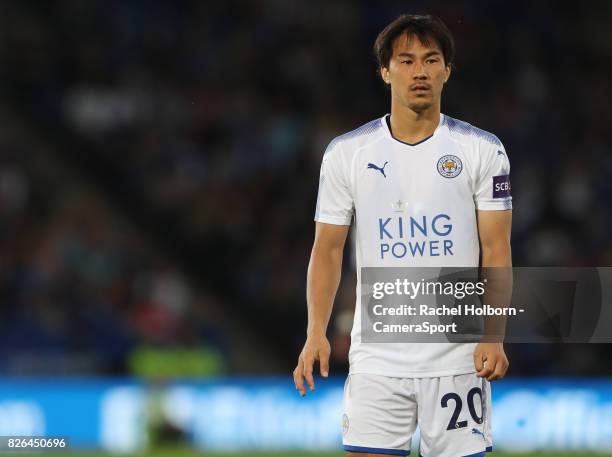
[0, 377, 611, 453]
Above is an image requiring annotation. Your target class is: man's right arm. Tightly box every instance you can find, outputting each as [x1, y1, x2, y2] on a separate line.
[293, 222, 349, 396]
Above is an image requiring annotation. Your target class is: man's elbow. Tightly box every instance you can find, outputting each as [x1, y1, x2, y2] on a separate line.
[311, 240, 344, 263]
[481, 242, 512, 267]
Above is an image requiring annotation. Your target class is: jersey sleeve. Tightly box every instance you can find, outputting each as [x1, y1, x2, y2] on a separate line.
[474, 137, 512, 211]
[314, 140, 354, 225]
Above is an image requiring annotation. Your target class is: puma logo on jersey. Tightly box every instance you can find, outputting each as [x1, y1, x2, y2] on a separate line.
[471, 428, 486, 439]
[367, 161, 388, 178]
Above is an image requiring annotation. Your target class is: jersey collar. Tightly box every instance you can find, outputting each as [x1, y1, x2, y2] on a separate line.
[381, 113, 445, 147]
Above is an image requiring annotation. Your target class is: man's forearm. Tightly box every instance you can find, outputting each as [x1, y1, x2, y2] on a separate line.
[481, 242, 511, 268]
[306, 244, 344, 336]
[481, 245, 513, 339]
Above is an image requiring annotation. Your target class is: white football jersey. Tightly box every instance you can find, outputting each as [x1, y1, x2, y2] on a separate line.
[314, 113, 512, 377]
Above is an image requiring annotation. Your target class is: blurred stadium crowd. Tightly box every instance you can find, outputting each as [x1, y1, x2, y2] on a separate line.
[0, 134, 231, 375]
[0, 0, 611, 376]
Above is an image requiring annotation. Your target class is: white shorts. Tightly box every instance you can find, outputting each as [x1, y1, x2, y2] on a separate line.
[342, 372, 492, 457]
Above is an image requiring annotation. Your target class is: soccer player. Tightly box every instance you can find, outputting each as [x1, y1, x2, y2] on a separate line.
[293, 14, 512, 457]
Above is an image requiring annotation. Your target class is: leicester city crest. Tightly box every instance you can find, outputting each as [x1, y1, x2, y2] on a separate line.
[437, 155, 463, 178]
[342, 414, 350, 435]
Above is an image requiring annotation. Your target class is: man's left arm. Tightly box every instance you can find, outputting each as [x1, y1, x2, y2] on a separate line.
[474, 209, 512, 381]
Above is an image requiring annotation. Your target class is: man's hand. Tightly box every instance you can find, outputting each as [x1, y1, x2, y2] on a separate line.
[474, 342, 509, 381]
[293, 332, 331, 396]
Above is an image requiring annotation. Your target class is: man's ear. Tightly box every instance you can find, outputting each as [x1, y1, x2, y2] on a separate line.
[444, 64, 451, 83]
[380, 66, 391, 85]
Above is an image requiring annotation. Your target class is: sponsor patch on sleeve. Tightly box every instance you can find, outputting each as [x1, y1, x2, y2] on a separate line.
[493, 175, 511, 198]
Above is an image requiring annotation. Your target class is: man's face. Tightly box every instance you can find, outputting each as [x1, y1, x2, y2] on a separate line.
[381, 33, 451, 113]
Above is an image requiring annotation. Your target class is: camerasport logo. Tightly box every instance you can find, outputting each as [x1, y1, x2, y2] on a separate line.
[437, 155, 463, 178]
[493, 175, 511, 198]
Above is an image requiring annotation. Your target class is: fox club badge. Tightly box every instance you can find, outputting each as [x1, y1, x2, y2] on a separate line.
[437, 155, 463, 178]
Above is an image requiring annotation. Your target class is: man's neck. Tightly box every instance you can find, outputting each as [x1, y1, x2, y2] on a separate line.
[389, 103, 441, 144]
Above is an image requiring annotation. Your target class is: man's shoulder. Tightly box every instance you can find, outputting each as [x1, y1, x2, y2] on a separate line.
[441, 114, 502, 148]
[325, 117, 385, 155]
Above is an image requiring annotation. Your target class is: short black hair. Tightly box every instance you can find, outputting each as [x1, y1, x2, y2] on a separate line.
[374, 14, 455, 70]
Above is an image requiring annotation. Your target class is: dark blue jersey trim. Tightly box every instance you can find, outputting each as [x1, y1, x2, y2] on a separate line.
[392, 133, 435, 147]
[385, 115, 435, 146]
[344, 444, 410, 455]
[462, 447, 493, 457]
[419, 446, 492, 457]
